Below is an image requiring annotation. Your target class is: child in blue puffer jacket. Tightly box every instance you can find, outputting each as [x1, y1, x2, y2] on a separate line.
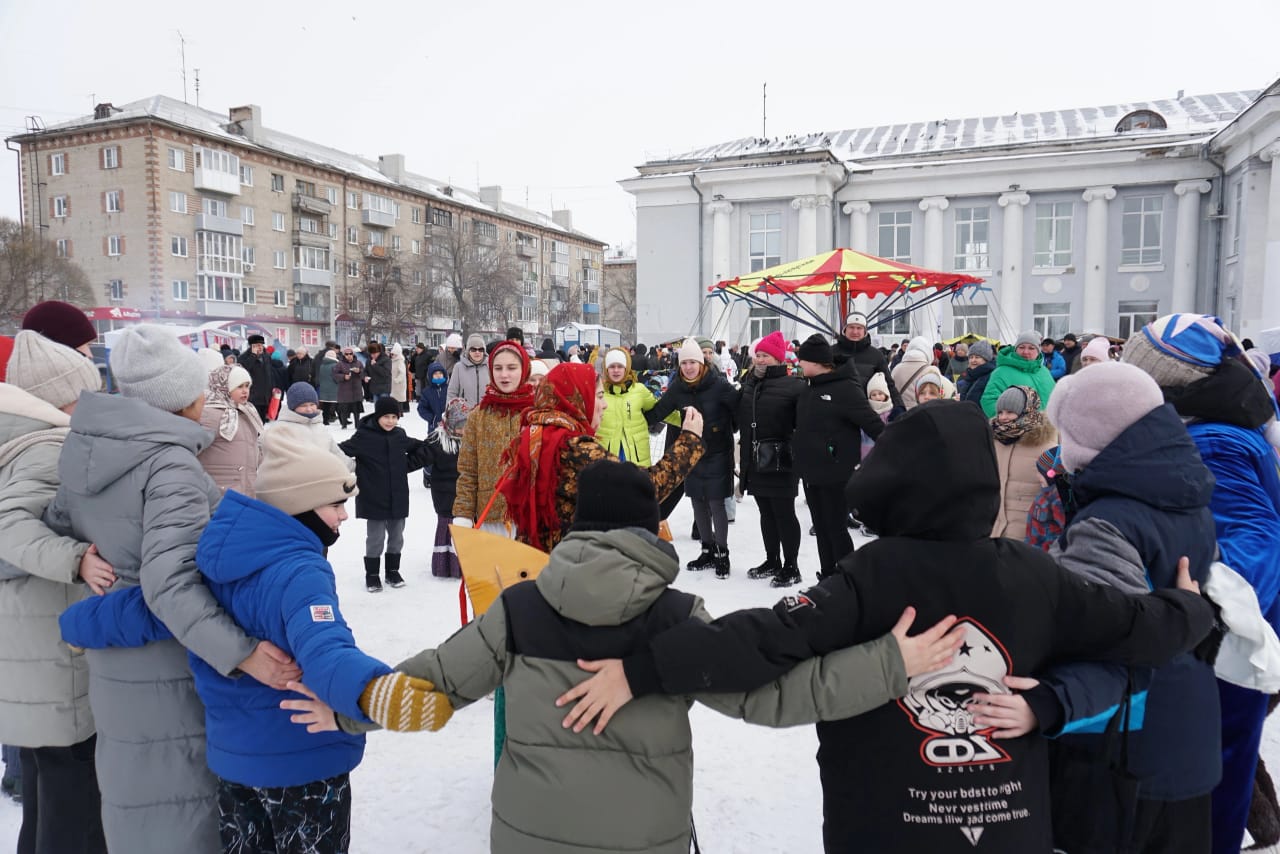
[60, 432, 453, 853]
[416, 361, 448, 430]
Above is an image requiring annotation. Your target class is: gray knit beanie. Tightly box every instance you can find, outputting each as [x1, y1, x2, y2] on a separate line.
[995, 386, 1029, 414]
[967, 341, 995, 363]
[1014, 331, 1040, 349]
[6, 330, 101, 409]
[109, 324, 208, 412]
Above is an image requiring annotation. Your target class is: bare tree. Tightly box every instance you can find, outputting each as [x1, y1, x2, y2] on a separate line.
[602, 263, 637, 343]
[0, 217, 93, 332]
[350, 246, 431, 344]
[429, 218, 521, 336]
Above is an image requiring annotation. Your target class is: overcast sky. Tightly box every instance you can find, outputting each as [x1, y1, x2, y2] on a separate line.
[2, 0, 1276, 251]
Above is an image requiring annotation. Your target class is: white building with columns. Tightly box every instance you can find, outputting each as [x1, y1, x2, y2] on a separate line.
[622, 81, 1280, 346]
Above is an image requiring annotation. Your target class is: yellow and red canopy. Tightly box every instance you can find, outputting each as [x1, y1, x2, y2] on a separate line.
[711, 248, 983, 298]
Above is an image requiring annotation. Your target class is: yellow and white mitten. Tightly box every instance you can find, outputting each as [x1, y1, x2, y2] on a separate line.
[359, 673, 454, 732]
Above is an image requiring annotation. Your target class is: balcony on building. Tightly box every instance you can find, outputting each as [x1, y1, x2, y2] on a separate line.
[195, 213, 244, 236]
[193, 146, 242, 196]
[362, 193, 396, 228]
[294, 304, 329, 322]
[516, 240, 537, 258]
[199, 299, 245, 319]
[363, 243, 389, 259]
[292, 222, 329, 248]
[293, 267, 332, 287]
[293, 285, 330, 322]
[292, 191, 332, 217]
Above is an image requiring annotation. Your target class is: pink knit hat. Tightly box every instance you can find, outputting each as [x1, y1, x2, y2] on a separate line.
[756, 330, 788, 363]
[1080, 337, 1111, 364]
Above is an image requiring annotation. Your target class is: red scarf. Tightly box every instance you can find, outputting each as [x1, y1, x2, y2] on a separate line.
[499, 363, 598, 550]
[477, 341, 536, 415]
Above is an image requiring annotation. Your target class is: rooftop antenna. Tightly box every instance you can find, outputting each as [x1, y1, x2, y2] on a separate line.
[178, 31, 188, 103]
[194, 69, 201, 108]
[762, 82, 768, 138]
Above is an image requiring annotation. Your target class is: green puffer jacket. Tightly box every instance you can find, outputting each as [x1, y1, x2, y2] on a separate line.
[349, 528, 906, 853]
[0, 385, 94, 748]
[980, 345, 1056, 418]
[595, 380, 658, 466]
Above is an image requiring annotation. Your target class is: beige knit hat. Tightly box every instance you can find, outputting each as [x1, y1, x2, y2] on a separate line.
[255, 429, 358, 516]
[677, 337, 703, 364]
[6, 330, 101, 409]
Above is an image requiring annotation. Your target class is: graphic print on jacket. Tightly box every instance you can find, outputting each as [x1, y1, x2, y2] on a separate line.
[900, 619, 1011, 768]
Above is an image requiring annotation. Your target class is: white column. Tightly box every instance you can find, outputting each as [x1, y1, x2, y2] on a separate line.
[791, 195, 819, 257]
[708, 200, 734, 337]
[1259, 144, 1280, 336]
[998, 192, 1031, 339]
[919, 196, 949, 270]
[1081, 185, 1116, 334]
[843, 200, 871, 252]
[815, 195, 833, 252]
[1172, 180, 1211, 313]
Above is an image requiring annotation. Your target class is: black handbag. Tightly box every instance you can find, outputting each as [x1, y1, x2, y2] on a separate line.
[1049, 674, 1140, 854]
[750, 381, 792, 473]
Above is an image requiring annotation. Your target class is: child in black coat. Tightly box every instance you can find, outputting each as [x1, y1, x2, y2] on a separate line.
[339, 397, 430, 592]
[422, 399, 468, 578]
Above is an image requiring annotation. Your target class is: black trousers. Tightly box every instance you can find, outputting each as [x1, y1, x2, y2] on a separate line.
[805, 482, 853, 579]
[1127, 794, 1211, 854]
[337, 401, 361, 426]
[17, 736, 107, 854]
[218, 772, 351, 854]
[756, 494, 801, 564]
[320, 401, 337, 425]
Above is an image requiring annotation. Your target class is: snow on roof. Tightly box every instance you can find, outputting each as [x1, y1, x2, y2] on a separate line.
[35, 95, 602, 243]
[653, 90, 1259, 166]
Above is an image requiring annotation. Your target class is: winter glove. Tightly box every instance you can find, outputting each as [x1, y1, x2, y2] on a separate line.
[1193, 592, 1227, 666]
[359, 673, 454, 732]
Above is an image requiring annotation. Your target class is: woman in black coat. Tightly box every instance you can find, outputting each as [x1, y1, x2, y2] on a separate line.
[793, 334, 885, 581]
[364, 341, 392, 400]
[647, 340, 739, 576]
[957, 342, 997, 408]
[736, 337, 805, 586]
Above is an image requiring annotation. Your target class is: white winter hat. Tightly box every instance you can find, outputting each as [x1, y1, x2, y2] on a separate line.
[677, 337, 703, 364]
[845, 312, 868, 328]
[196, 348, 224, 374]
[445, 333, 463, 349]
[256, 429, 358, 516]
[225, 365, 252, 390]
[109, 324, 207, 412]
[604, 349, 628, 369]
[906, 336, 931, 357]
[6, 330, 101, 409]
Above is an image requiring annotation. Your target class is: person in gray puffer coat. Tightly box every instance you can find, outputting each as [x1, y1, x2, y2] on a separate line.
[0, 330, 109, 853]
[45, 324, 301, 854]
[446, 333, 489, 409]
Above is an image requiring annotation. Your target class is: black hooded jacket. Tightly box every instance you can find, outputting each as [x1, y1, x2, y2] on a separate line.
[622, 401, 1214, 853]
[792, 369, 884, 486]
[833, 334, 904, 409]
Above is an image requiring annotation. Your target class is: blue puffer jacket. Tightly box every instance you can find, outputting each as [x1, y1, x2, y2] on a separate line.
[1028, 404, 1221, 801]
[416, 361, 449, 430]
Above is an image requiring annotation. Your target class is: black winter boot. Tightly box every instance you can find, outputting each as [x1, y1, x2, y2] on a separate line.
[747, 557, 781, 580]
[714, 545, 731, 579]
[365, 556, 383, 592]
[385, 553, 405, 589]
[691, 522, 701, 541]
[771, 562, 801, 588]
[686, 545, 714, 572]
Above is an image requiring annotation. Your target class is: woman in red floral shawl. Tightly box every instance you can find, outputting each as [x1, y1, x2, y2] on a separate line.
[499, 363, 707, 552]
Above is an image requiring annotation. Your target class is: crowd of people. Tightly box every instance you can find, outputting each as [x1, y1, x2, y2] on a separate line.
[0, 300, 1277, 853]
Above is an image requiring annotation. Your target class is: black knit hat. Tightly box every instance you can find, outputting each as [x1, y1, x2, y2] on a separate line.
[571, 460, 660, 535]
[374, 396, 402, 419]
[796, 333, 833, 365]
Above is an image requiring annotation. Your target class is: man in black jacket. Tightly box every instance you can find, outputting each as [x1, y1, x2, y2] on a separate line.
[558, 400, 1214, 854]
[832, 312, 904, 412]
[238, 334, 272, 420]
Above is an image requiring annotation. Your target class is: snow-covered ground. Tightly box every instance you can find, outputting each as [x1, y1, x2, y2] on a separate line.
[0, 406, 1273, 852]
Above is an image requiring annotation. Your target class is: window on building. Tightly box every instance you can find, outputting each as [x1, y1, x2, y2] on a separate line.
[951, 304, 989, 338]
[1114, 110, 1167, 133]
[363, 193, 394, 216]
[171, 236, 188, 257]
[297, 216, 320, 235]
[170, 192, 187, 214]
[953, 207, 990, 271]
[392, 235, 402, 251]
[53, 196, 68, 218]
[294, 246, 329, 271]
[101, 146, 119, 169]
[1117, 300, 1159, 340]
[347, 295, 360, 312]
[240, 164, 253, 186]
[50, 153, 65, 175]
[1033, 302, 1072, 340]
[748, 304, 782, 340]
[273, 250, 287, 269]
[272, 212, 285, 231]
[474, 220, 498, 240]
[202, 197, 228, 217]
[347, 191, 358, 210]
[1232, 179, 1244, 256]
[411, 207, 422, 224]
[166, 148, 184, 171]
[878, 210, 912, 262]
[411, 239, 421, 255]
[345, 226, 358, 245]
[325, 187, 338, 205]
[108, 279, 124, 301]
[273, 289, 287, 307]
[55, 239, 70, 258]
[431, 208, 453, 228]
[1121, 196, 1163, 265]
[172, 280, 189, 301]
[1034, 202, 1073, 268]
[107, 235, 122, 256]
[196, 230, 244, 276]
[242, 246, 256, 267]
[242, 286, 256, 305]
[193, 146, 239, 177]
[105, 190, 121, 213]
[242, 206, 255, 226]
[197, 275, 241, 303]
[300, 328, 320, 347]
[367, 230, 384, 247]
[270, 173, 284, 192]
[749, 213, 782, 272]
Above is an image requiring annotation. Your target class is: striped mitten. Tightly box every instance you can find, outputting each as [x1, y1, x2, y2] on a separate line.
[359, 673, 454, 732]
